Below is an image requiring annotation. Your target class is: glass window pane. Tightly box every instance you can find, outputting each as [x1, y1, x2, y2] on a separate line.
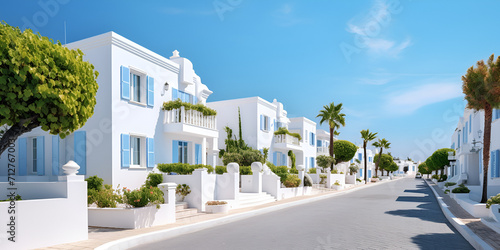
[33, 138, 37, 172]
[131, 137, 140, 165]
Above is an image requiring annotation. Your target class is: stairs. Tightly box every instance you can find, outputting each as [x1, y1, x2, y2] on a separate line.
[236, 192, 276, 209]
[175, 202, 204, 223]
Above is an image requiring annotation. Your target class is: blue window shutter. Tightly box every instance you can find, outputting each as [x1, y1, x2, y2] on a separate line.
[469, 115, 472, 133]
[273, 152, 277, 165]
[260, 115, 264, 130]
[52, 136, 59, 176]
[121, 134, 130, 168]
[493, 109, 497, 121]
[491, 151, 497, 178]
[273, 119, 276, 131]
[194, 96, 198, 104]
[360, 168, 363, 177]
[172, 140, 179, 163]
[74, 131, 86, 175]
[311, 157, 315, 168]
[121, 66, 130, 100]
[147, 76, 154, 107]
[368, 170, 372, 178]
[147, 138, 155, 168]
[358, 153, 362, 161]
[172, 88, 178, 100]
[18, 138, 27, 176]
[282, 153, 286, 166]
[496, 150, 500, 178]
[195, 144, 201, 164]
[37, 136, 45, 176]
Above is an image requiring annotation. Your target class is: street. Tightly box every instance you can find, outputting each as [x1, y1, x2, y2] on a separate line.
[135, 179, 473, 249]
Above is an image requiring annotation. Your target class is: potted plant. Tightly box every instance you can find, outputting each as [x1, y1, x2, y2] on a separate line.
[319, 174, 327, 185]
[450, 184, 470, 200]
[487, 193, 500, 223]
[332, 180, 342, 190]
[205, 201, 229, 214]
[371, 176, 379, 182]
[176, 184, 191, 202]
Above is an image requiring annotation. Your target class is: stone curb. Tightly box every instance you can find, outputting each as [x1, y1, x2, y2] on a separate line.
[96, 178, 404, 250]
[425, 180, 493, 250]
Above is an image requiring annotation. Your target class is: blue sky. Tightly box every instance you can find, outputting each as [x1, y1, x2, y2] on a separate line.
[2, 0, 500, 161]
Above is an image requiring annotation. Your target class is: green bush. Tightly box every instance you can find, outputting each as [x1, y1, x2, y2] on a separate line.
[332, 169, 338, 174]
[289, 166, 298, 174]
[316, 155, 335, 169]
[162, 99, 217, 116]
[308, 168, 317, 174]
[333, 140, 357, 163]
[94, 185, 121, 208]
[216, 165, 227, 175]
[283, 175, 301, 188]
[86, 175, 103, 191]
[145, 173, 163, 188]
[444, 189, 450, 194]
[274, 127, 302, 141]
[356, 178, 362, 182]
[240, 166, 253, 175]
[176, 184, 191, 201]
[451, 184, 470, 193]
[269, 165, 290, 183]
[304, 174, 313, 187]
[123, 186, 164, 208]
[333, 180, 340, 186]
[0, 195, 22, 202]
[158, 163, 214, 175]
[349, 165, 358, 175]
[241, 150, 263, 166]
[320, 174, 327, 184]
[486, 193, 500, 209]
[431, 174, 439, 180]
[438, 174, 448, 182]
[222, 152, 244, 166]
[444, 182, 456, 188]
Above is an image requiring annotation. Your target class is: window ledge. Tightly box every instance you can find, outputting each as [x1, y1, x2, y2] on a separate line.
[129, 165, 146, 170]
[129, 100, 147, 107]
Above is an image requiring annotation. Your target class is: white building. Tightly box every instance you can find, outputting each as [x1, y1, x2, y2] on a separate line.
[316, 129, 334, 156]
[394, 159, 417, 176]
[0, 32, 219, 189]
[349, 147, 376, 179]
[449, 108, 500, 199]
[207, 97, 316, 170]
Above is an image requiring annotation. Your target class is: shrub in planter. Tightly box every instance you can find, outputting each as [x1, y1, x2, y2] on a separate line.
[444, 182, 456, 188]
[240, 166, 253, 175]
[308, 168, 317, 174]
[438, 174, 447, 182]
[332, 169, 338, 174]
[176, 184, 191, 201]
[431, 174, 439, 180]
[95, 185, 122, 208]
[349, 165, 359, 175]
[123, 186, 164, 209]
[356, 178, 362, 182]
[269, 165, 289, 183]
[206, 201, 227, 205]
[158, 163, 214, 175]
[320, 174, 327, 184]
[333, 180, 340, 186]
[283, 175, 301, 188]
[486, 193, 500, 209]
[452, 184, 470, 193]
[444, 189, 450, 194]
[216, 165, 227, 175]
[304, 174, 313, 187]
[86, 175, 104, 191]
[0, 195, 21, 202]
[145, 173, 163, 188]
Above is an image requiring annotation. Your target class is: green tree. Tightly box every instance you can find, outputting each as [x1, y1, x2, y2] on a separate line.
[372, 138, 391, 177]
[332, 140, 357, 164]
[373, 153, 393, 176]
[462, 54, 500, 203]
[288, 150, 296, 171]
[429, 148, 455, 176]
[387, 161, 399, 174]
[316, 155, 335, 171]
[0, 23, 99, 155]
[360, 129, 377, 181]
[418, 162, 432, 179]
[317, 102, 345, 169]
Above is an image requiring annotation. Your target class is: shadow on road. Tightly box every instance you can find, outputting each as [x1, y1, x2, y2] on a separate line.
[411, 233, 474, 250]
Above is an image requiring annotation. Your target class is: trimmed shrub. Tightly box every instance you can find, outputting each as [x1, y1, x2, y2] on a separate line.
[431, 174, 439, 180]
[216, 165, 227, 175]
[145, 173, 163, 188]
[316, 155, 334, 169]
[356, 178, 362, 182]
[333, 140, 357, 163]
[452, 184, 470, 193]
[206, 201, 228, 205]
[240, 166, 253, 175]
[86, 175, 104, 191]
[123, 186, 164, 208]
[222, 152, 244, 166]
[486, 193, 500, 209]
[241, 150, 263, 166]
[95, 185, 121, 208]
[283, 175, 301, 188]
[308, 168, 317, 174]
[158, 163, 214, 175]
[270, 165, 290, 183]
[320, 174, 327, 184]
[304, 174, 313, 187]
[444, 182, 456, 188]
[438, 174, 447, 182]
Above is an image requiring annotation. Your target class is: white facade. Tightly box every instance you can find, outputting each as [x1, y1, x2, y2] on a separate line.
[394, 159, 417, 176]
[0, 32, 218, 189]
[349, 147, 376, 179]
[449, 108, 500, 199]
[207, 97, 315, 169]
[316, 129, 336, 156]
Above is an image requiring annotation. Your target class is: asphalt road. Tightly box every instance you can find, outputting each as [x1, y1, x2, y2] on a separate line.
[134, 178, 473, 250]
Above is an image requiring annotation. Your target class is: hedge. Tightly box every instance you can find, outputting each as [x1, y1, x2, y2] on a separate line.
[157, 163, 214, 175]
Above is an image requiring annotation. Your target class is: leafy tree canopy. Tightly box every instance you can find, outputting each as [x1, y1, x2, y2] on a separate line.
[332, 140, 357, 163]
[0, 22, 99, 155]
[429, 148, 455, 170]
[373, 153, 393, 171]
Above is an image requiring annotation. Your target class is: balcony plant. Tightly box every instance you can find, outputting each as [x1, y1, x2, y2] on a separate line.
[274, 127, 302, 141]
[162, 99, 217, 116]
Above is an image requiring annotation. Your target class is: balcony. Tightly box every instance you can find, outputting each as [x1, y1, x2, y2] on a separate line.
[274, 134, 301, 151]
[163, 106, 218, 138]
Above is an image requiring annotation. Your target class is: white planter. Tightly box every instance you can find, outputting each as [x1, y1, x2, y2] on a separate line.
[437, 182, 445, 189]
[371, 178, 379, 183]
[205, 204, 229, 214]
[345, 175, 356, 184]
[331, 185, 342, 190]
[450, 192, 469, 200]
[88, 204, 174, 229]
[489, 204, 500, 222]
[303, 186, 312, 195]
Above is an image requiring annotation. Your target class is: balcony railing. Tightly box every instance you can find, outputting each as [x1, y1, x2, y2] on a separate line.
[317, 146, 329, 154]
[164, 106, 216, 130]
[274, 134, 300, 146]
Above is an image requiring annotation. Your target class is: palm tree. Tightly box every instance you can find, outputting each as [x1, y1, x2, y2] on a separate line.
[360, 129, 378, 182]
[372, 138, 391, 176]
[317, 102, 346, 169]
[462, 54, 500, 203]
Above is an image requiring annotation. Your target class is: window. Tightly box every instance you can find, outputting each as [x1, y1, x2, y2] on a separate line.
[260, 115, 270, 132]
[491, 150, 500, 178]
[317, 140, 322, 147]
[32, 138, 37, 173]
[305, 130, 308, 143]
[310, 132, 315, 146]
[358, 153, 362, 161]
[130, 136, 146, 167]
[131, 73, 141, 102]
[178, 141, 188, 163]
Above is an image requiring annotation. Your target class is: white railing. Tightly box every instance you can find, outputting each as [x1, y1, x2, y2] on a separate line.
[274, 134, 300, 146]
[317, 146, 329, 154]
[164, 106, 216, 130]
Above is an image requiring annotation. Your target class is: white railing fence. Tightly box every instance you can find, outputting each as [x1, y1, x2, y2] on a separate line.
[164, 106, 216, 130]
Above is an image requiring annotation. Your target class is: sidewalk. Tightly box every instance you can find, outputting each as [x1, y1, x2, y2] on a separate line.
[38, 179, 394, 250]
[426, 179, 500, 250]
